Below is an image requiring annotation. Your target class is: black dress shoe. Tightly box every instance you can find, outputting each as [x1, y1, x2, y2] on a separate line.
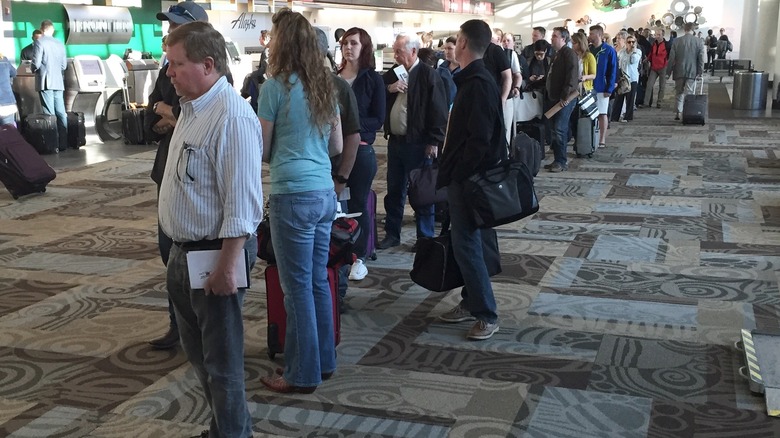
[149, 326, 180, 350]
[377, 236, 400, 250]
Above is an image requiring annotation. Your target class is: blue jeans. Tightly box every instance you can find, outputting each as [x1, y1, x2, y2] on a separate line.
[448, 181, 497, 323]
[0, 114, 15, 126]
[270, 189, 337, 387]
[39, 89, 67, 148]
[167, 238, 257, 438]
[551, 98, 577, 167]
[384, 136, 434, 241]
[347, 144, 378, 259]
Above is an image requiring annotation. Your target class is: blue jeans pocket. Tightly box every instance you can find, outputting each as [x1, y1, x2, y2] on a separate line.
[291, 198, 325, 228]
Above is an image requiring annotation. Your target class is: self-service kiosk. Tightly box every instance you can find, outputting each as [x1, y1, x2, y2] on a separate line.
[12, 61, 41, 118]
[125, 60, 158, 107]
[64, 55, 107, 130]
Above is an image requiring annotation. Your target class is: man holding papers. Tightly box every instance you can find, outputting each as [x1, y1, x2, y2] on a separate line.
[380, 32, 448, 251]
[157, 21, 263, 438]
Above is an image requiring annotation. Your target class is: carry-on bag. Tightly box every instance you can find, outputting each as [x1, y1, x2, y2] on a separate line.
[408, 163, 448, 212]
[516, 117, 546, 147]
[575, 115, 598, 158]
[509, 131, 543, 176]
[463, 160, 540, 229]
[0, 124, 56, 199]
[22, 114, 59, 154]
[67, 111, 86, 149]
[410, 224, 501, 292]
[265, 265, 340, 359]
[122, 108, 146, 145]
[682, 78, 707, 126]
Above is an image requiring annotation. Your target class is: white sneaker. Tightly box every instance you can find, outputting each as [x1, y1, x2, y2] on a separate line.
[348, 259, 368, 281]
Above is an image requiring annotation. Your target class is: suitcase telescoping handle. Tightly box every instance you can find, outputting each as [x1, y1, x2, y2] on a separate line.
[695, 76, 705, 95]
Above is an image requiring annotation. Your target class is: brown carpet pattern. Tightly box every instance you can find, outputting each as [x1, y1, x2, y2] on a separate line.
[1, 81, 779, 437]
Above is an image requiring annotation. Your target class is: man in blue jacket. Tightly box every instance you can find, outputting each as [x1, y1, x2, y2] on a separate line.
[588, 25, 617, 149]
[32, 20, 67, 151]
[436, 19, 504, 340]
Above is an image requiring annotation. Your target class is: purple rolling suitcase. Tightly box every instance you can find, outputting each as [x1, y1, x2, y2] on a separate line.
[366, 190, 378, 260]
[0, 125, 57, 199]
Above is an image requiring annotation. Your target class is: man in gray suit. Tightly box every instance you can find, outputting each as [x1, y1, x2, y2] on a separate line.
[32, 19, 67, 149]
[667, 22, 704, 121]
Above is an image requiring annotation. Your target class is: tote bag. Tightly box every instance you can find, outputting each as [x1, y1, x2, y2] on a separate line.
[463, 160, 539, 229]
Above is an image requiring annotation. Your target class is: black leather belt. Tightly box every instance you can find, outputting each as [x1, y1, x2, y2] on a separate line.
[173, 239, 223, 251]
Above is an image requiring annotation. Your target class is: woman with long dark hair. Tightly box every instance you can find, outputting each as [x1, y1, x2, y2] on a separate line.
[337, 27, 385, 281]
[258, 8, 343, 394]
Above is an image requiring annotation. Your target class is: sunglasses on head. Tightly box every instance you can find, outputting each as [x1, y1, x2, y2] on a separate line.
[168, 4, 197, 22]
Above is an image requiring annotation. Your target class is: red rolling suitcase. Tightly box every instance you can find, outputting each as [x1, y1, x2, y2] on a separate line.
[0, 124, 57, 199]
[265, 265, 340, 359]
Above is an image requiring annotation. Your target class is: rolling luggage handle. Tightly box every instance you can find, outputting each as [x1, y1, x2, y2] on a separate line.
[694, 76, 705, 95]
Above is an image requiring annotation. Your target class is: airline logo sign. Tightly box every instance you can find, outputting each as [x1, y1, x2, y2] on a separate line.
[64, 5, 133, 45]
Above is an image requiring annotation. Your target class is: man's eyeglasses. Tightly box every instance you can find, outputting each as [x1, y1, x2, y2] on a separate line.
[627, 40, 636, 44]
[168, 5, 197, 22]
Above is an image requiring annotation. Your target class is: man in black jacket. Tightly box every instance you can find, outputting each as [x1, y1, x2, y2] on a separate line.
[380, 33, 448, 250]
[436, 19, 504, 341]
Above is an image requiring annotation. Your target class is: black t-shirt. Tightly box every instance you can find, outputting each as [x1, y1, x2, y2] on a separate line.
[482, 43, 510, 90]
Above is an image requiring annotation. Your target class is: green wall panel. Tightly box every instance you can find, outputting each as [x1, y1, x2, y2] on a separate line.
[11, 0, 164, 61]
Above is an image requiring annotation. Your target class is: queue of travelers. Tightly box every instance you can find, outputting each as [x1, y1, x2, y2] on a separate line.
[5, 8, 722, 437]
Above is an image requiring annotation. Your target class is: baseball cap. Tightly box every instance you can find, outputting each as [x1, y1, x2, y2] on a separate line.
[314, 27, 329, 57]
[157, 1, 208, 24]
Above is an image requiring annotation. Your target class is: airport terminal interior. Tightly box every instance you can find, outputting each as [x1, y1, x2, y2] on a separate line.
[2, 0, 780, 436]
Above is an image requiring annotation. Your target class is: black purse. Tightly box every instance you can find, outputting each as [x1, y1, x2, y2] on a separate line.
[410, 226, 501, 292]
[462, 160, 539, 229]
[408, 163, 448, 212]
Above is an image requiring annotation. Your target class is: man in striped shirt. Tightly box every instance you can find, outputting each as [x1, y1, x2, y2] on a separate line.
[158, 21, 263, 438]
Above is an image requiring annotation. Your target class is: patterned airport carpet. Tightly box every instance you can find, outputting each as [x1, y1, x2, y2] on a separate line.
[1, 83, 780, 437]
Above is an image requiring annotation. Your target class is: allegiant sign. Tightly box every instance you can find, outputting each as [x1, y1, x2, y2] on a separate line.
[64, 5, 134, 45]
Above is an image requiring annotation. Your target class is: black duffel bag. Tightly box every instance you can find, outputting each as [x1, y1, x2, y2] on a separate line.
[462, 160, 539, 229]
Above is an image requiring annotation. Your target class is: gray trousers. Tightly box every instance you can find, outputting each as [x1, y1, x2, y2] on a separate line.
[644, 67, 667, 106]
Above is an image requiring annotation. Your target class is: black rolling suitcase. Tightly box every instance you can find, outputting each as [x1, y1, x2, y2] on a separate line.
[682, 78, 707, 126]
[516, 117, 546, 148]
[575, 115, 598, 158]
[22, 114, 60, 154]
[67, 111, 86, 149]
[122, 108, 146, 144]
[510, 131, 543, 176]
[0, 125, 56, 199]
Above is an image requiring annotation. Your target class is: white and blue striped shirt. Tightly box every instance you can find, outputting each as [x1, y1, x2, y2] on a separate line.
[159, 76, 264, 242]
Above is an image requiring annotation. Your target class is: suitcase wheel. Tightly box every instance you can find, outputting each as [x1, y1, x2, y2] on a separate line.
[268, 352, 276, 360]
[369, 251, 377, 261]
[587, 153, 593, 158]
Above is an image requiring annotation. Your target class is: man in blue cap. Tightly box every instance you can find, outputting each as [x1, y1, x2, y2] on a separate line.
[146, 1, 209, 351]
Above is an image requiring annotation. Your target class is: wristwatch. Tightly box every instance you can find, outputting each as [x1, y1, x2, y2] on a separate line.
[153, 102, 159, 113]
[333, 174, 348, 184]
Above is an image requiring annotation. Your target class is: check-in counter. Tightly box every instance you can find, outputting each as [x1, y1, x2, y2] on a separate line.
[12, 61, 41, 118]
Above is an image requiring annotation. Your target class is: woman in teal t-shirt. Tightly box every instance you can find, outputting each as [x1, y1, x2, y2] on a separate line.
[258, 8, 343, 394]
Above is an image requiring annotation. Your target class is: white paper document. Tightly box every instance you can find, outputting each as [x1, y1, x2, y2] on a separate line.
[186, 249, 250, 290]
[393, 64, 409, 83]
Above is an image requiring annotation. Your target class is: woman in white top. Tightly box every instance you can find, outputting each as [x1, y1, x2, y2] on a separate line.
[611, 31, 641, 122]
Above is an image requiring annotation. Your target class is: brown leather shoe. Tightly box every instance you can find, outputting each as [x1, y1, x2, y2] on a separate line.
[275, 367, 333, 381]
[261, 373, 317, 394]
